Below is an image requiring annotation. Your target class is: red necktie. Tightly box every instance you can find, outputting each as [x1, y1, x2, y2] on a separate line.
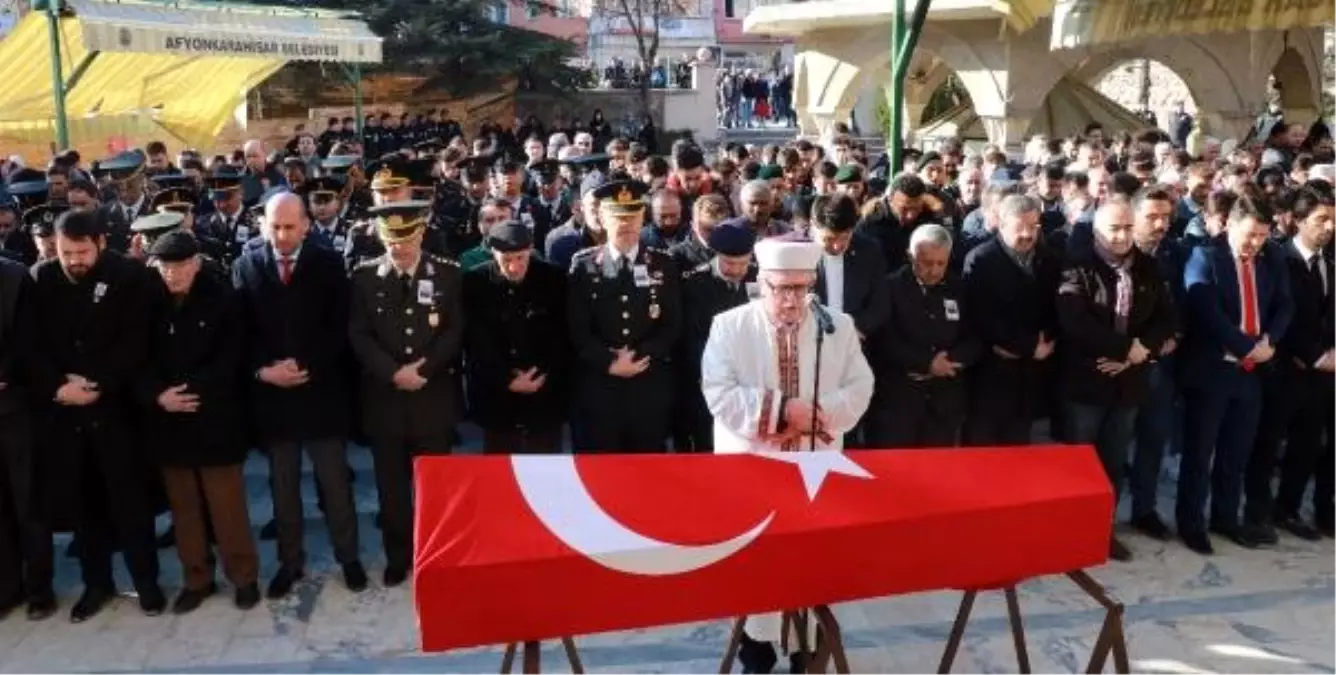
[279, 257, 293, 285]
[1240, 259, 1259, 336]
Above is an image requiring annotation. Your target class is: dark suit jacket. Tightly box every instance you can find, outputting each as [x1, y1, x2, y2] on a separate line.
[1180, 240, 1295, 388]
[137, 268, 248, 467]
[1275, 238, 1334, 371]
[96, 199, 146, 253]
[0, 257, 34, 415]
[232, 241, 352, 443]
[815, 232, 890, 340]
[873, 267, 982, 417]
[961, 238, 1062, 411]
[1055, 248, 1179, 406]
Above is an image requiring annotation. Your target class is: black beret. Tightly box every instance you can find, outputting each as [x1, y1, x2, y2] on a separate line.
[147, 230, 199, 262]
[707, 222, 755, 257]
[486, 221, 534, 253]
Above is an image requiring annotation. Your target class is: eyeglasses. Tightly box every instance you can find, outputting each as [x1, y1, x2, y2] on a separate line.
[764, 280, 812, 298]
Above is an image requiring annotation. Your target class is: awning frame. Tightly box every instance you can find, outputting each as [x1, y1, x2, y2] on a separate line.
[22, 0, 382, 150]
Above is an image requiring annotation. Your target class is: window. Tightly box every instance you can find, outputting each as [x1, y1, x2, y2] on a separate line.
[724, 0, 735, 18]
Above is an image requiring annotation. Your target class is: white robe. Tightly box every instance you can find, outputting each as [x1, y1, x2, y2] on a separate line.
[702, 300, 874, 454]
[700, 300, 874, 643]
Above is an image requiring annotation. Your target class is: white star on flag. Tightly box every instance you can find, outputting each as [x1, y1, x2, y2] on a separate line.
[755, 451, 875, 501]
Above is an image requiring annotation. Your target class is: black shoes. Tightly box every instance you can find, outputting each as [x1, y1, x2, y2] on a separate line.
[70, 587, 115, 623]
[1210, 523, 1261, 549]
[1180, 530, 1214, 555]
[26, 591, 57, 621]
[1241, 522, 1278, 546]
[1131, 513, 1172, 540]
[266, 567, 305, 599]
[383, 565, 409, 588]
[171, 583, 217, 615]
[138, 584, 167, 616]
[343, 562, 369, 593]
[1276, 515, 1322, 541]
[259, 519, 278, 541]
[738, 633, 778, 674]
[235, 582, 261, 610]
[0, 594, 22, 621]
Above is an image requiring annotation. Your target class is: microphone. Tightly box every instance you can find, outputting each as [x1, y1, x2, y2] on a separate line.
[809, 296, 835, 335]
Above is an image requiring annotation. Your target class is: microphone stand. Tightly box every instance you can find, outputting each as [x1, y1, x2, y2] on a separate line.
[808, 297, 828, 453]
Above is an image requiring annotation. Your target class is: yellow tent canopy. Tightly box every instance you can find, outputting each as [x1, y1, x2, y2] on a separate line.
[0, 0, 381, 152]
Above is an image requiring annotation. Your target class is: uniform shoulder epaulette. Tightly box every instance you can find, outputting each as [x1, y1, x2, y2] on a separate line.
[571, 246, 599, 261]
[645, 246, 671, 256]
[429, 253, 460, 267]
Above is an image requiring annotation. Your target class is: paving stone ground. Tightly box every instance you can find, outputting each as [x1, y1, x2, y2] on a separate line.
[0, 432, 1331, 673]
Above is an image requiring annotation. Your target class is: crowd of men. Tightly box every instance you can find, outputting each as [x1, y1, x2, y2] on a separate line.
[0, 113, 1330, 644]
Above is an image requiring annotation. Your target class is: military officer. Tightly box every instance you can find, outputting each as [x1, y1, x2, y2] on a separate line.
[5, 202, 42, 265]
[301, 176, 352, 253]
[348, 200, 463, 587]
[436, 155, 491, 258]
[195, 169, 254, 266]
[492, 157, 554, 248]
[675, 223, 756, 452]
[567, 180, 682, 452]
[93, 151, 151, 253]
[462, 222, 570, 454]
[531, 159, 573, 226]
[344, 156, 448, 271]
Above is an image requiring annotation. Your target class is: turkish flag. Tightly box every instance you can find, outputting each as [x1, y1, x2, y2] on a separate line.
[414, 446, 1113, 652]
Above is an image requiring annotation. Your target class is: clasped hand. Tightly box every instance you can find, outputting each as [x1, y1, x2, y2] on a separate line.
[508, 366, 547, 393]
[608, 347, 650, 378]
[157, 383, 200, 413]
[55, 374, 99, 406]
[392, 358, 428, 391]
[260, 359, 310, 388]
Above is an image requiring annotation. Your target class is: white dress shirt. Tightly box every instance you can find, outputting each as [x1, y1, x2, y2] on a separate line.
[822, 252, 845, 313]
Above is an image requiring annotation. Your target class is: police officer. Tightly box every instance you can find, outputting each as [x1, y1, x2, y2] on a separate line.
[348, 200, 463, 587]
[437, 156, 491, 258]
[301, 176, 352, 253]
[93, 151, 151, 253]
[21, 205, 59, 266]
[144, 188, 230, 265]
[567, 179, 682, 452]
[492, 157, 554, 248]
[675, 223, 756, 452]
[462, 222, 570, 454]
[322, 155, 372, 222]
[4, 202, 41, 265]
[195, 168, 254, 266]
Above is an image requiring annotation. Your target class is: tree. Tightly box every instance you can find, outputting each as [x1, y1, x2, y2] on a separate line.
[589, 0, 692, 119]
[253, 0, 587, 98]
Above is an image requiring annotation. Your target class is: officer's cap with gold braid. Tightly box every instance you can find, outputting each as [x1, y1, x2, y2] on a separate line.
[369, 154, 411, 192]
[299, 176, 346, 200]
[151, 187, 197, 214]
[594, 179, 649, 215]
[95, 150, 146, 184]
[368, 200, 432, 243]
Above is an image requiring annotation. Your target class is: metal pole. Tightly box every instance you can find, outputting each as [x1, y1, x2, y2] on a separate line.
[42, 0, 70, 150]
[353, 62, 364, 143]
[886, 0, 905, 175]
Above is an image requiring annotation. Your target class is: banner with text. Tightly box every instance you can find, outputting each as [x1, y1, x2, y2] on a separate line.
[1051, 0, 1334, 50]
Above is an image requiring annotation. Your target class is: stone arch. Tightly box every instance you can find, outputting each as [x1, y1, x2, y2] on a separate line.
[1071, 37, 1245, 121]
[1270, 45, 1320, 122]
[1087, 58, 1198, 115]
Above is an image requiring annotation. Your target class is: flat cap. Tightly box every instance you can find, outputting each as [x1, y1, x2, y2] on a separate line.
[486, 221, 534, 253]
[707, 222, 755, 257]
[147, 229, 199, 262]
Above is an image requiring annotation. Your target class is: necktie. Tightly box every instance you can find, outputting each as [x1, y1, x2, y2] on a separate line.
[1310, 255, 1327, 299]
[279, 256, 294, 285]
[1240, 259, 1259, 336]
[619, 256, 631, 279]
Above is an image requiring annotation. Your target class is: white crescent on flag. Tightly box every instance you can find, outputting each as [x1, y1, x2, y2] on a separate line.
[511, 455, 775, 576]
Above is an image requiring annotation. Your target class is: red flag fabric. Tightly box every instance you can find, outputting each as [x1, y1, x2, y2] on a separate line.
[413, 446, 1113, 653]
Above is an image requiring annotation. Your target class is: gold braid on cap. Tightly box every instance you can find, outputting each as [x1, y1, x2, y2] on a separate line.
[371, 168, 409, 190]
[376, 214, 426, 243]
